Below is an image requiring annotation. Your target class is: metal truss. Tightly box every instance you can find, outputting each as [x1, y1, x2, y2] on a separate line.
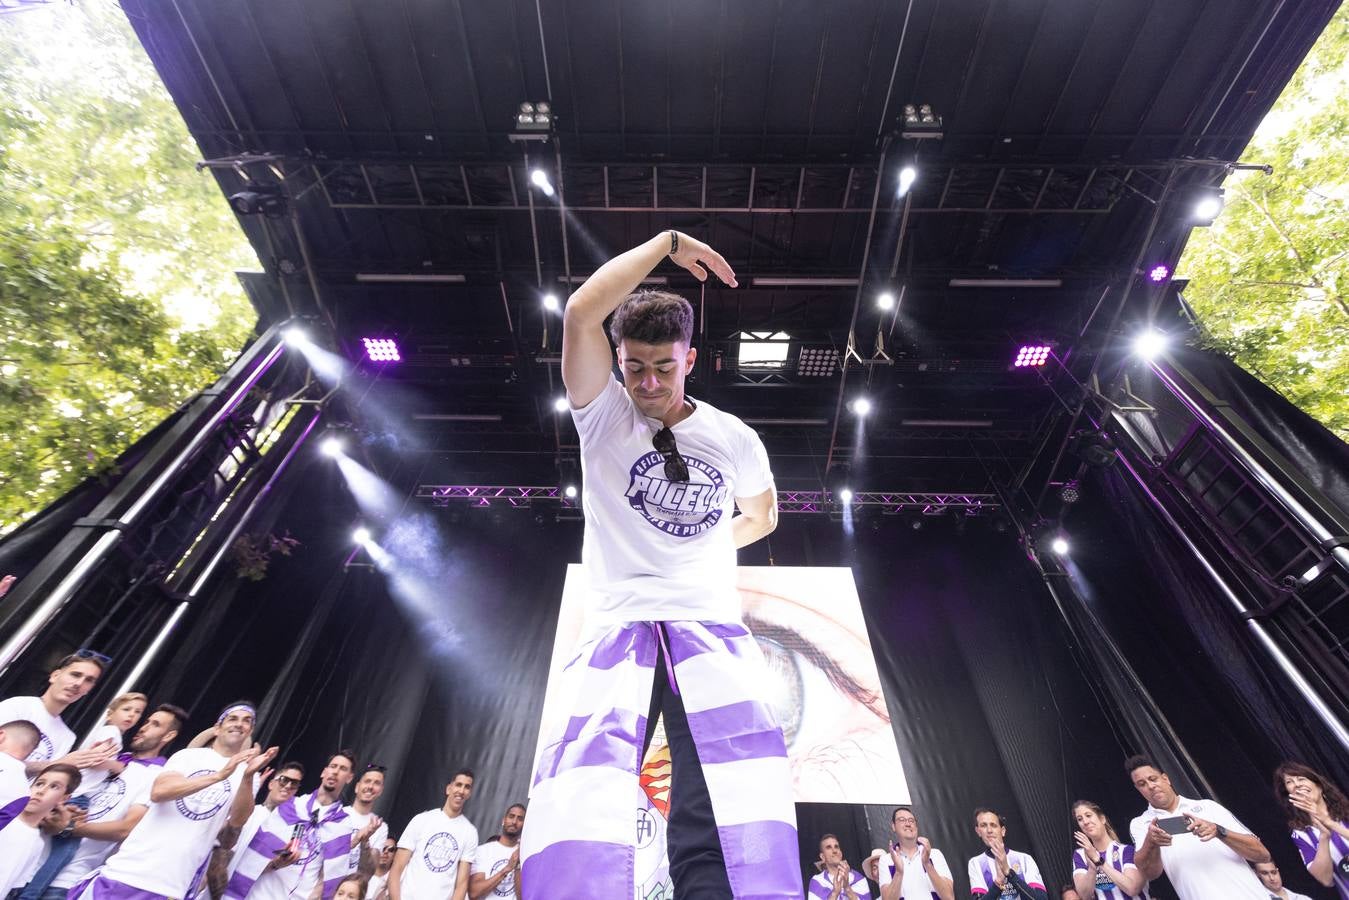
[308, 160, 1170, 216]
[416, 485, 999, 513]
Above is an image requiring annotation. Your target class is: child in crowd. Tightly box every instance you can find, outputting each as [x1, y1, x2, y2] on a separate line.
[0, 764, 81, 895]
[332, 875, 368, 900]
[73, 691, 146, 794]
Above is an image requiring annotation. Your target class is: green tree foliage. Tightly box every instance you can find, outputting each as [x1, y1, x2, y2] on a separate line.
[1178, 7, 1348, 440]
[0, 2, 258, 532]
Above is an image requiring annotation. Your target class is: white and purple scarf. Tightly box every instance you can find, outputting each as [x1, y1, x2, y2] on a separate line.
[224, 792, 354, 900]
[521, 620, 800, 899]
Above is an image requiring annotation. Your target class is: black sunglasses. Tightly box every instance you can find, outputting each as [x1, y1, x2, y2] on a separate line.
[58, 648, 112, 667]
[652, 427, 689, 483]
[273, 775, 301, 788]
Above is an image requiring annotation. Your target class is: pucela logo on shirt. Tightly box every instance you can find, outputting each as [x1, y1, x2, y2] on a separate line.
[626, 451, 729, 537]
[423, 832, 460, 872]
[175, 769, 232, 821]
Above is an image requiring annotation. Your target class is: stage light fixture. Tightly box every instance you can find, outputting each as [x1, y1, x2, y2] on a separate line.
[530, 168, 556, 197]
[1051, 536, 1069, 555]
[552, 396, 569, 412]
[1059, 481, 1081, 504]
[1148, 264, 1171, 283]
[851, 397, 873, 417]
[839, 488, 854, 504]
[282, 326, 309, 347]
[900, 103, 943, 139]
[352, 526, 372, 545]
[897, 166, 917, 197]
[361, 337, 401, 363]
[1193, 190, 1224, 223]
[320, 436, 344, 458]
[542, 293, 561, 312]
[515, 100, 554, 134]
[563, 484, 578, 498]
[1068, 430, 1117, 469]
[1132, 329, 1168, 361]
[797, 347, 840, 377]
[876, 291, 896, 311]
[228, 185, 286, 218]
[1013, 344, 1052, 368]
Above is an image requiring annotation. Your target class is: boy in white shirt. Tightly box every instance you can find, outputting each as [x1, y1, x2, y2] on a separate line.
[0, 763, 81, 895]
[0, 719, 40, 832]
[389, 769, 479, 900]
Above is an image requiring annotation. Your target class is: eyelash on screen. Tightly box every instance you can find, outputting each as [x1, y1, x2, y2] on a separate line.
[744, 615, 888, 723]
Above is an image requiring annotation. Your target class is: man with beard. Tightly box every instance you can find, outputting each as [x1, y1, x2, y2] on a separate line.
[206, 761, 306, 897]
[36, 704, 186, 900]
[0, 652, 116, 776]
[70, 701, 276, 900]
[344, 765, 391, 874]
[469, 804, 525, 899]
[225, 750, 383, 900]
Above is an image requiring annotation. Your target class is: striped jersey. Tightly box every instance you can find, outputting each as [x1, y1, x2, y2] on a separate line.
[968, 849, 1045, 897]
[1071, 840, 1146, 899]
[1291, 822, 1349, 900]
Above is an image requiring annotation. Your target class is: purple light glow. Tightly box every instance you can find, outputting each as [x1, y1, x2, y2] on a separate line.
[1148, 264, 1171, 283]
[1013, 344, 1052, 368]
[362, 338, 401, 362]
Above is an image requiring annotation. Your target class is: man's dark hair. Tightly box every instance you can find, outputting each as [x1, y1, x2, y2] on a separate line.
[1125, 754, 1161, 777]
[450, 767, 475, 784]
[973, 807, 1006, 827]
[506, 803, 526, 815]
[40, 762, 82, 794]
[818, 832, 839, 852]
[215, 699, 257, 722]
[330, 748, 358, 769]
[892, 805, 915, 825]
[608, 291, 694, 346]
[152, 703, 189, 732]
[278, 760, 306, 778]
[53, 652, 106, 674]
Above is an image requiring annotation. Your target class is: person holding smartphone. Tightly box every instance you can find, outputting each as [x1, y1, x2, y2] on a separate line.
[1126, 754, 1271, 900]
[1069, 799, 1145, 899]
[863, 806, 955, 900]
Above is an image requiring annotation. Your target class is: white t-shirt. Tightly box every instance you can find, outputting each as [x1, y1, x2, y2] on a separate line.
[0, 818, 45, 895]
[876, 844, 953, 897]
[967, 849, 1045, 897]
[367, 871, 390, 900]
[397, 808, 479, 899]
[100, 746, 247, 896]
[572, 378, 774, 625]
[0, 696, 76, 765]
[0, 753, 29, 830]
[471, 839, 520, 897]
[52, 756, 164, 889]
[72, 722, 123, 795]
[344, 806, 389, 870]
[1129, 796, 1268, 900]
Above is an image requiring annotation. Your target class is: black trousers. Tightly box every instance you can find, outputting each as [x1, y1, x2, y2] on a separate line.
[643, 625, 735, 898]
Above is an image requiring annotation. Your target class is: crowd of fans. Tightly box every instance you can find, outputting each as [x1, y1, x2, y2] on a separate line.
[2, 653, 1347, 900]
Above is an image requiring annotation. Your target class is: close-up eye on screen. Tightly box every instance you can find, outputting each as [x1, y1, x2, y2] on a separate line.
[534, 565, 909, 806]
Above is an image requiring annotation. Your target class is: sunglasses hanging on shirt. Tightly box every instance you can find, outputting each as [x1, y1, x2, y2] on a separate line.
[652, 427, 689, 483]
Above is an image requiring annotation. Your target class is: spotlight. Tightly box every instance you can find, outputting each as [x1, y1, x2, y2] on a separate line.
[1147, 264, 1171, 283]
[1059, 481, 1081, 504]
[1193, 190, 1224, 223]
[851, 397, 872, 417]
[530, 169, 556, 198]
[563, 485, 578, 498]
[552, 396, 569, 412]
[900, 103, 943, 139]
[897, 166, 916, 197]
[876, 292, 896, 311]
[361, 337, 401, 362]
[282, 326, 309, 347]
[1051, 536, 1069, 555]
[1013, 344, 1052, 368]
[320, 436, 344, 458]
[1132, 329, 1168, 361]
[839, 488, 854, 504]
[228, 185, 287, 218]
[542, 293, 560, 312]
[1068, 430, 1117, 469]
[352, 526, 372, 545]
[514, 100, 554, 135]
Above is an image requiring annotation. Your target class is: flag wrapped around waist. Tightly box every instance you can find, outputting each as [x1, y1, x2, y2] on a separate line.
[224, 794, 354, 900]
[521, 619, 801, 899]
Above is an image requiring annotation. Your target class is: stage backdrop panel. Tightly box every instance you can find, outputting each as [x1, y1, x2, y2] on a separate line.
[534, 564, 908, 805]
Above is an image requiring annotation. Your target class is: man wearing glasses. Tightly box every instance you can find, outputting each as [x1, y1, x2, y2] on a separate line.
[522, 231, 794, 898]
[863, 807, 956, 900]
[367, 838, 397, 900]
[0, 650, 116, 777]
[207, 761, 306, 895]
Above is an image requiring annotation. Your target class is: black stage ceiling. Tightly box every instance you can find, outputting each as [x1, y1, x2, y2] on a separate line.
[123, 0, 1339, 502]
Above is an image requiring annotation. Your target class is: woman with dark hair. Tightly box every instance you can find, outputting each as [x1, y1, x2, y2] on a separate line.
[1070, 800, 1146, 899]
[1274, 761, 1349, 898]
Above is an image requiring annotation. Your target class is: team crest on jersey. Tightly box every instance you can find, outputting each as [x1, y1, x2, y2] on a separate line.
[424, 832, 460, 872]
[86, 775, 126, 821]
[626, 452, 729, 537]
[175, 769, 232, 821]
[488, 858, 515, 896]
[31, 732, 54, 761]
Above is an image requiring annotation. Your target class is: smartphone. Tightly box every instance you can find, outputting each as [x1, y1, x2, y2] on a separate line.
[1155, 815, 1190, 835]
[283, 822, 305, 856]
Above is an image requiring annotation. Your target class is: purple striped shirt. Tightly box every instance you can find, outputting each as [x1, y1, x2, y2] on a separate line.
[1071, 841, 1144, 900]
[1291, 823, 1349, 900]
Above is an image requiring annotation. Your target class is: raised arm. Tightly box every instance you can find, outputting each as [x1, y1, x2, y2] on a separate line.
[561, 231, 736, 407]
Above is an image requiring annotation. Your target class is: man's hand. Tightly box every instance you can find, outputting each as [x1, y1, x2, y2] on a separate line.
[890, 846, 905, 880]
[357, 814, 384, 843]
[668, 232, 738, 286]
[244, 745, 279, 778]
[269, 847, 300, 870]
[1184, 815, 1220, 842]
[59, 739, 118, 769]
[217, 745, 260, 781]
[1146, 821, 1173, 847]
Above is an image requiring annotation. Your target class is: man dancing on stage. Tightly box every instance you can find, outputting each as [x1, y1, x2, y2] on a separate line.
[521, 231, 798, 898]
